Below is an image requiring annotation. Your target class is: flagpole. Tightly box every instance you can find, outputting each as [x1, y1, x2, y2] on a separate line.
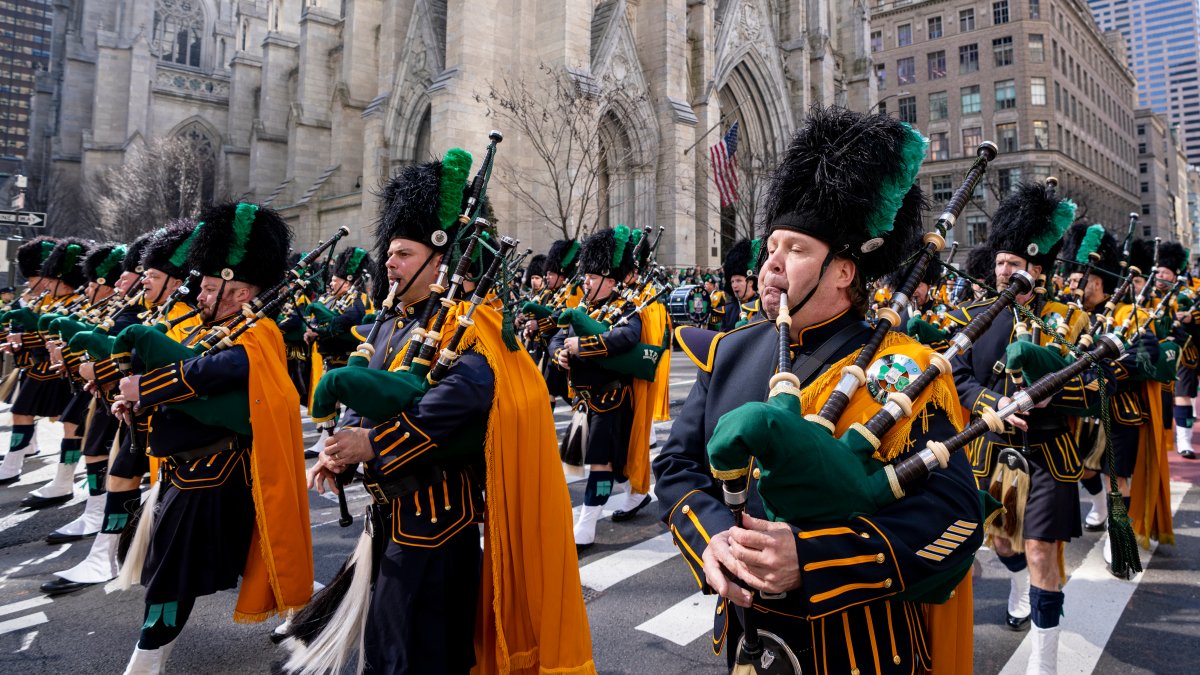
[682, 102, 746, 156]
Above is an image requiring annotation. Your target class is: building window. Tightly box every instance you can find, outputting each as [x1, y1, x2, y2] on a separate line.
[899, 96, 918, 123]
[928, 16, 943, 39]
[1033, 120, 1049, 149]
[931, 175, 954, 201]
[151, 0, 205, 68]
[1142, 224, 1152, 237]
[993, 0, 1009, 25]
[871, 30, 883, 53]
[1141, 203, 1151, 215]
[1029, 34, 1044, 63]
[997, 122, 1018, 152]
[876, 63, 886, 90]
[898, 57, 916, 85]
[995, 79, 1016, 110]
[898, 24, 913, 47]
[929, 91, 949, 120]
[1139, 162, 1147, 174]
[960, 8, 975, 32]
[966, 215, 988, 246]
[962, 126, 982, 154]
[959, 44, 979, 74]
[1140, 181, 1149, 193]
[961, 86, 981, 115]
[998, 167, 1022, 194]
[1030, 77, 1047, 105]
[1138, 142, 1147, 153]
[928, 50, 946, 79]
[1137, 124, 1145, 136]
[930, 132, 950, 160]
[1030, 165, 1051, 182]
[1030, 0, 1041, 19]
[993, 36, 1014, 67]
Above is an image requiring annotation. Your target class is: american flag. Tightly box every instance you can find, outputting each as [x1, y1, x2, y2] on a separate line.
[710, 121, 740, 208]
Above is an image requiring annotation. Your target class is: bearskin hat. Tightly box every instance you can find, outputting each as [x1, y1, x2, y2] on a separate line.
[964, 245, 996, 289]
[375, 149, 473, 262]
[332, 246, 372, 282]
[1128, 239, 1155, 276]
[763, 106, 928, 282]
[40, 238, 89, 288]
[526, 254, 547, 280]
[986, 182, 1075, 270]
[121, 231, 154, 275]
[143, 219, 199, 280]
[580, 225, 636, 281]
[16, 236, 57, 279]
[1157, 241, 1187, 275]
[545, 239, 580, 277]
[82, 243, 126, 286]
[183, 203, 292, 289]
[1060, 223, 1122, 292]
[723, 239, 757, 294]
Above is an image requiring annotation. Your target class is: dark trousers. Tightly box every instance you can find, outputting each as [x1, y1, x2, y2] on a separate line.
[364, 525, 482, 674]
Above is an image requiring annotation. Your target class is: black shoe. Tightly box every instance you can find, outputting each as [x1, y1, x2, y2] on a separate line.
[1005, 613, 1031, 632]
[611, 495, 652, 523]
[1180, 448, 1197, 460]
[575, 542, 593, 555]
[304, 449, 320, 460]
[21, 493, 72, 509]
[1083, 519, 1107, 533]
[45, 530, 94, 545]
[269, 628, 290, 645]
[0, 474, 20, 486]
[40, 578, 94, 596]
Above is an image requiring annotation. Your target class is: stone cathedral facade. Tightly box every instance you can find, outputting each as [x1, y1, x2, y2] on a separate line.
[30, 0, 875, 265]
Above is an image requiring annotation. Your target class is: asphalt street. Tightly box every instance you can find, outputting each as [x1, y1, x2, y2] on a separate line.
[0, 348, 1198, 674]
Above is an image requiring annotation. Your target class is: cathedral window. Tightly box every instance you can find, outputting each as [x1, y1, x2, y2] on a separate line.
[152, 0, 205, 68]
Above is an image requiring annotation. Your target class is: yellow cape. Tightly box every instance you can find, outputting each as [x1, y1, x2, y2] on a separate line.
[233, 319, 315, 623]
[626, 301, 671, 494]
[1129, 380, 1174, 547]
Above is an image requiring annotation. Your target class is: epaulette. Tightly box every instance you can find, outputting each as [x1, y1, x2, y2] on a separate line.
[350, 322, 371, 342]
[944, 298, 992, 326]
[676, 325, 718, 372]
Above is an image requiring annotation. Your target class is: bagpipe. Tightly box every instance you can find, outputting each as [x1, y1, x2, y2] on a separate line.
[108, 227, 351, 437]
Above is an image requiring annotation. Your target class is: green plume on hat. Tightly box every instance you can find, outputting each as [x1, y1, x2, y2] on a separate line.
[63, 243, 82, 272]
[1075, 224, 1106, 265]
[864, 123, 928, 239]
[749, 239, 763, 275]
[613, 224, 631, 268]
[1033, 199, 1076, 256]
[228, 203, 258, 266]
[629, 228, 643, 250]
[170, 222, 203, 269]
[438, 148, 474, 231]
[346, 248, 366, 277]
[96, 245, 126, 280]
[40, 240, 55, 262]
[562, 241, 580, 270]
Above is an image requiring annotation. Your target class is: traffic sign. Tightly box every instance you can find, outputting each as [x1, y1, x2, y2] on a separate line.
[0, 211, 46, 227]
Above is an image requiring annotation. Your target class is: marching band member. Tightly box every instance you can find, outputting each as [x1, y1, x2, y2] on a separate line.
[655, 106, 984, 674]
[113, 203, 313, 671]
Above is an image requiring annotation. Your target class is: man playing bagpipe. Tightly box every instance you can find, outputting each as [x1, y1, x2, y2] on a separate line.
[41, 223, 206, 596]
[524, 238, 582, 406]
[10, 238, 89, 506]
[715, 239, 761, 332]
[294, 146, 593, 674]
[1152, 242, 1200, 461]
[948, 182, 1103, 673]
[551, 226, 649, 549]
[110, 203, 313, 672]
[1056, 223, 1124, 534]
[654, 106, 986, 675]
[39, 242, 129, 544]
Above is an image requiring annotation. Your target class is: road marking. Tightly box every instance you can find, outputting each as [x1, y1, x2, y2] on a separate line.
[15, 629, 37, 652]
[578, 532, 676, 592]
[670, 379, 696, 388]
[998, 480, 1190, 675]
[0, 612, 48, 636]
[636, 591, 713, 646]
[0, 596, 52, 618]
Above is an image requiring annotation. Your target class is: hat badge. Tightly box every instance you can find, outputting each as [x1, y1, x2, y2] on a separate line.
[431, 230, 449, 247]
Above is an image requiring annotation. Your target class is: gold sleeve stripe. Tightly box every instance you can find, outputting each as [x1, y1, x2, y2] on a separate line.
[803, 554, 882, 573]
[916, 550, 946, 562]
[798, 526, 859, 539]
[810, 580, 894, 605]
[684, 507, 713, 544]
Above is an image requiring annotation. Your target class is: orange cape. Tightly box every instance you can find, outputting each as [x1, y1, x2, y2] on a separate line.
[466, 305, 596, 674]
[1129, 381, 1174, 547]
[233, 319, 315, 622]
[626, 300, 671, 494]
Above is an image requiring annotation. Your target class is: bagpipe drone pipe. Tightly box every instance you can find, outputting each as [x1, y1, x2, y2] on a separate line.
[105, 227, 350, 437]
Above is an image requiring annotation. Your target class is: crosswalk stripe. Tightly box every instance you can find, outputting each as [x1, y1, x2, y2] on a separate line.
[578, 532, 676, 592]
[0, 596, 52, 618]
[0, 612, 48, 636]
[998, 481, 1191, 675]
[635, 591, 712, 646]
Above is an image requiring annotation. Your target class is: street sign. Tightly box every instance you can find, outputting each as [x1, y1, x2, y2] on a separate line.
[0, 211, 46, 227]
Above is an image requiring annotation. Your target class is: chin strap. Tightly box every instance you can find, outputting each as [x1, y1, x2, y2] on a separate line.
[788, 246, 846, 319]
